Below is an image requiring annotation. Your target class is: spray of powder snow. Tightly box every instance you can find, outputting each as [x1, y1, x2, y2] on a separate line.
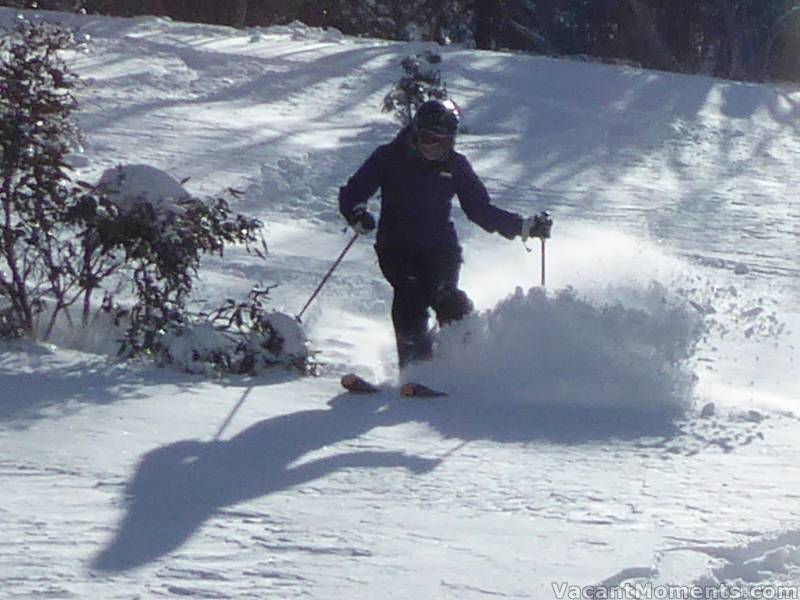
[396, 223, 702, 416]
[405, 221, 789, 423]
[404, 283, 704, 416]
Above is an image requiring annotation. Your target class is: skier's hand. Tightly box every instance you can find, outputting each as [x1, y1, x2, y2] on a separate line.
[520, 211, 552, 241]
[347, 204, 376, 235]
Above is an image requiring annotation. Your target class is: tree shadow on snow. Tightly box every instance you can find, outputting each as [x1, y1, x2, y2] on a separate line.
[90, 393, 441, 572]
[0, 344, 159, 426]
[0, 342, 299, 427]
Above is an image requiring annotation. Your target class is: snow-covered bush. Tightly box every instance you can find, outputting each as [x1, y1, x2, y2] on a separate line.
[162, 288, 316, 376]
[382, 50, 448, 125]
[90, 165, 260, 356]
[0, 19, 312, 375]
[88, 165, 316, 375]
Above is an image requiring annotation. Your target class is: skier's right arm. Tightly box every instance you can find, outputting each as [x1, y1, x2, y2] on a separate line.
[338, 147, 387, 223]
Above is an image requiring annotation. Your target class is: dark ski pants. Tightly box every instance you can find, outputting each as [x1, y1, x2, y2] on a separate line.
[376, 245, 474, 369]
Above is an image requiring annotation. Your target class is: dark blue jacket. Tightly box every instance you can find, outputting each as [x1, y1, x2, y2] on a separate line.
[339, 127, 522, 251]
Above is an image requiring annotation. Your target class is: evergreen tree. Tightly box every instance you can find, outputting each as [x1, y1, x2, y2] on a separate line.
[383, 51, 448, 125]
[712, 0, 800, 81]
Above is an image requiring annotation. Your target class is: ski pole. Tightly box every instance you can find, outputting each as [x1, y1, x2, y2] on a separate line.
[523, 211, 551, 287]
[540, 238, 546, 287]
[296, 233, 359, 322]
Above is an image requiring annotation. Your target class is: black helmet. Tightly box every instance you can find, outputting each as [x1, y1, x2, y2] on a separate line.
[413, 99, 460, 137]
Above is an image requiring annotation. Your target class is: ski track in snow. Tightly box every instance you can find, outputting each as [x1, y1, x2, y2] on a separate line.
[1, 8, 799, 599]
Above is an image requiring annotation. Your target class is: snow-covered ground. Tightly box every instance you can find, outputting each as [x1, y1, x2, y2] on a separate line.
[1, 8, 799, 599]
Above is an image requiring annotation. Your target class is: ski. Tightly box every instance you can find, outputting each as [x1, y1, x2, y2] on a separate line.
[400, 382, 447, 398]
[340, 373, 446, 398]
[340, 373, 379, 394]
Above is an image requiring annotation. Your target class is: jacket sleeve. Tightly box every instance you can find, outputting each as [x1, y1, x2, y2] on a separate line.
[454, 156, 522, 240]
[338, 146, 387, 220]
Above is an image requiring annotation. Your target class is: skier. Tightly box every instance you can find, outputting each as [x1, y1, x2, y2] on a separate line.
[339, 99, 552, 370]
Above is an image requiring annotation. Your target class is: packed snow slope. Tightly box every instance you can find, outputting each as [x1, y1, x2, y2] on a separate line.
[1, 8, 799, 599]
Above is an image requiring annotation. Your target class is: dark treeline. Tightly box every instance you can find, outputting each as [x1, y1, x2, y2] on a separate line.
[4, 0, 800, 82]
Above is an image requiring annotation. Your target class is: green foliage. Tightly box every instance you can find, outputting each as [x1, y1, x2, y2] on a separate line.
[196, 286, 317, 375]
[0, 17, 84, 338]
[382, 51, 448, 126]
[0, 18, 311, 375]
[85, 186, 267, 361]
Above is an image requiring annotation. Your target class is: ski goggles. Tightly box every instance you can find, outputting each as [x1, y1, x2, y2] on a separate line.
[417, 130, 455, 149]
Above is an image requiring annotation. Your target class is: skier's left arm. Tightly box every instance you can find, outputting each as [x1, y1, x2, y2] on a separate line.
[454, 155, 523, 240]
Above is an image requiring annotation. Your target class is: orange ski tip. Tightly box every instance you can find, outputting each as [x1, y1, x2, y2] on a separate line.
[341, 373, 358, 387]
[399, 382, 447, 398]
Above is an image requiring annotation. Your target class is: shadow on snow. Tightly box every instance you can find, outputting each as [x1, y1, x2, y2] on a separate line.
[92, 389, 678, 572]
[0, 341, 300, 426]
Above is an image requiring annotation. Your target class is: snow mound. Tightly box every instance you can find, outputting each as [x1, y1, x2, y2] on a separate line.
[261, 20, 344, 43]
[405, 283, 703, 417]
[162, 311, 311, 376]
[97, 164, 191, 215]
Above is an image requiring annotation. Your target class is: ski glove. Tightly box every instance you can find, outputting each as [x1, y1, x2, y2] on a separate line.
[347, 204, 376, 235]
[520, 211, 553, 241]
